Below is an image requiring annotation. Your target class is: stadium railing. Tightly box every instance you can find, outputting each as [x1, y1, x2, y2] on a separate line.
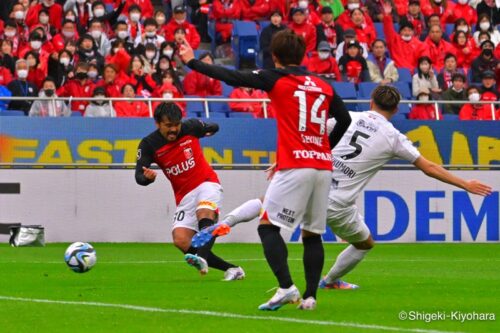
[0, 96, 498, 121]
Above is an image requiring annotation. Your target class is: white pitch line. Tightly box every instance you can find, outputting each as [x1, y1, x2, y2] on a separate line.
[0, 258, 499, 264]
[0, 295, 462, 333]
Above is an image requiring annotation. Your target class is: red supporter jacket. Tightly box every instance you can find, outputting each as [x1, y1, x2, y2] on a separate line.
[383, 14, 428, 70]
[454, 40, 480, 70]
[114, 101, 150, 117]
[0, 67, 13, 87]
[52, 33, 79, 53]
[344, 22, 377, 48]
[163, 21, 201, 50]
[288, 21, 317, 53]
[183, 71, 222, 97]
[394, 0, 408, 16]
[424, 38, 457, 72]
[152, 82, 186, 116]
[240, 0, 273, 21]
[450, 3, 477, 26]
[228, 88, 273, 118]
[128, 73, 157, 97]
[459, 104, 499, 120]
[105, 49, 132, 74]
[306, 53, 341, 81]
[27, 67, 45, 89]
[123, 0, 154, 18]
[97, 72, 130, 98]
[212, 0, 242, 43]
[287, 3, 321, 26]
[57, 79, 96, 114]
[409, 104, 442, 120]
[336, 10, 375, 31]
[25, 4, 63, 30]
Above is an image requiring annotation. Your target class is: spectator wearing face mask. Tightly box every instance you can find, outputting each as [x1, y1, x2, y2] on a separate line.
[338, 40, 370, 83]
[127, 54, 157, 97]
[441, 73, 467, 115]
[52, 19, 79, 53]
[87, 63, 101, 83]
[57, 61, 96, 113]
[126, 5, 144, 41]
[48, 49, 75, 88]
[122, 0, 154, 19]
[88, 18, 111, 57]
[408, 89, 442, 120]
[110, 21, 135, 55]
[288, 0, 322, 26]
[18, 31, 51, 59]
[477, 0, 500, 27]
[366, 39, 398, 84]
[64, 0, 92, 29]
[306, 41, 341, 81]
[335, 28, 368, 62]
[382, 4, 428, 71]
[135, 18, 165, 50]
[25, 0, 63, 30]
[143, 43, 159, 67]
[7, 59, 38, 114]
[2, 20, 23, 58]
[405, 0, 425, 39]
[90, 0, 126, 36]
[260, 10, 287, 69]
[114, 83, 150, 117]
[29, 76, 70, 117]
[288, 7, 317, 54]
[152, 80, 185, 117]
[84, 86, 115, 117]
[471, 40, 498, 83]
[473, 14, 500, 47]
[228, 86, 273, 118]
[183, 52, 222, 96]
[459, 85, 499, 120]
[35, 9, 56, 41]
[163, 6, 200, 50]
[315, 6, 343, 52]
[159, 41, 185, 79]
[412, 56, 441, 98]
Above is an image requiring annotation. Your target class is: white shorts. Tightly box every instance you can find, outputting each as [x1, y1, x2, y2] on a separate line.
[261, 168, 331, 234]
[172, 182, 222, 232]
[326, 200, 371, 243]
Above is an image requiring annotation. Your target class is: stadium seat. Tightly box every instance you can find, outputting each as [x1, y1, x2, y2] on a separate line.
[445, 24, 454, 38]
[374, 22, 385, 40]
[357, 82, 378, 111]
[204, 112, 227, 118]
[258, 21, 270, 34]
[71, 112, 83, 117]
[391, 82, 412, 99]
[391, 113, 407, 121]
[332, 82, 358, 111]
[443, 114, 459, 120]
[228, 112, 254, 118]
[397, 68, 412, 83]
[232, 21, 258, 68]
[208, 97, 230, 114]
[398, 103, 411, 115]
[187, 111, 201, 118]
[0, 110, 25, 116]
[221, 82, 234, 97]
[185, 96, 206, 114]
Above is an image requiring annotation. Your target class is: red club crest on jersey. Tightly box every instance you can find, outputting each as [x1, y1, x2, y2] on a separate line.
[183, 148, 193, 159]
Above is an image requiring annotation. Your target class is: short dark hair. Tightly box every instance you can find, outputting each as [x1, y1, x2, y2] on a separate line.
[144, 18, 157, 28]
[466, 85, 479, 95]
[270, 29, 305, 66]
[371, 85, 401, 112]
[42, 76, 56, 86]
[154, 102, 182, 123]
[444, 53, 456, 62]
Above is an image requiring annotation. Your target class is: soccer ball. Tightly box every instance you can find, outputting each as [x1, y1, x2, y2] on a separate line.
[64, 242, 97, 273]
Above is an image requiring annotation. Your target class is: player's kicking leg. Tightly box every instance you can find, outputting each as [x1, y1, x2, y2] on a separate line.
[191, 198, 263, 248]
[319, 204, 373, 290]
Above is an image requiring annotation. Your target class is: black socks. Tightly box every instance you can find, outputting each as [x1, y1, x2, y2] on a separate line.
[258, 224, 293, 289]
[302, 235, 324, 299]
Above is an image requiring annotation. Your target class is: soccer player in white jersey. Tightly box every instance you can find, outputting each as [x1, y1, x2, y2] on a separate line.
[193, 85, 492, 289]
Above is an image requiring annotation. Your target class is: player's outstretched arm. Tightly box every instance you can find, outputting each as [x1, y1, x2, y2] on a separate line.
[135, 140, 157, 186]
[413, 156, 493, 196]
[179, 42, 275, 91]
[328, 94, 351, 149]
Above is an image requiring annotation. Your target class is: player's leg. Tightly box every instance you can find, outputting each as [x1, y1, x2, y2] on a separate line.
[320, 204, 373, 289]
[172, 227, 209, 274]
[192, 197, 263, 248]
[194, 182, 244, 280]
[297, 169, 331, 310]
[258, 169, 312, 311]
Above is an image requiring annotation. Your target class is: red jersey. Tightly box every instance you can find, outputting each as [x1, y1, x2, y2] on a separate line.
[186, 60, 351, 172]
[135, 119, 220, 204]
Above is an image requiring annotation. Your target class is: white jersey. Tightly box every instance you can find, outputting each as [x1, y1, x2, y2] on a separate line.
[327, 111, 420, 206]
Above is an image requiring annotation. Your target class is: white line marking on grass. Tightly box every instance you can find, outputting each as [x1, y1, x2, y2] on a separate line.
[0, 258, 499, 264]
[0, 295, 462, 333]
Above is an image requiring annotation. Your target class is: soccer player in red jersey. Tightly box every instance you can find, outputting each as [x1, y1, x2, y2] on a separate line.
[179, 30, 352, 310]
[135, 103, 244, 281]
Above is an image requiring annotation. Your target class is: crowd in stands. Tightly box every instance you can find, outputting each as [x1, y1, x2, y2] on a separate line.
[0, 0, 499, 120]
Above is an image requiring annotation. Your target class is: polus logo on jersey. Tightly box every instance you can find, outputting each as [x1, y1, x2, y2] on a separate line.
[165, 157, 195, 176]
[298, 76, 322, 92]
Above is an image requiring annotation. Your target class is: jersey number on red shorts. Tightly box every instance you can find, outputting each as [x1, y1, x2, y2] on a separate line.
[294, 90, 326, 134]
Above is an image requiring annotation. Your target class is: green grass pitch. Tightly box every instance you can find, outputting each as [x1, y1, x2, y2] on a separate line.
[0, 243, 498, 333]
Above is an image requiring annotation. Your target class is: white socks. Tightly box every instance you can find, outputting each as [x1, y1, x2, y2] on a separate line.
[221, 198, 262, 227]
[325, 245, 370, 283]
